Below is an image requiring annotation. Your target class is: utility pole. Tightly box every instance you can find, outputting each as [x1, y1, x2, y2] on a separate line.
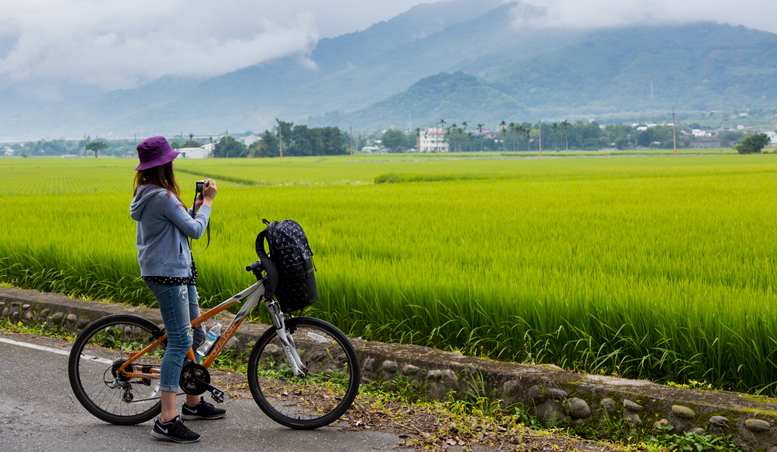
[350, 126, 353, 156]
[671, 110, 677, 156]
[539, 120, 542, 157]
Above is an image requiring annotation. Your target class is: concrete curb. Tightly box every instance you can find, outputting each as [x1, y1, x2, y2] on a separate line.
[2, 287, 776, 451]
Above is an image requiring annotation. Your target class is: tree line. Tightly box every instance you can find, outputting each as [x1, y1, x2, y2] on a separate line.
[4, 120, 767, 158]
[208, 121, 348, 158]
[375, 120, 758, 152]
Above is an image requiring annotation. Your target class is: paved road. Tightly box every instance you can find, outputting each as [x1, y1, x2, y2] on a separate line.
[0, 332, 411, 452]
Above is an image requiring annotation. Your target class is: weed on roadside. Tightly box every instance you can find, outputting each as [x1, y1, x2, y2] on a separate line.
[644, 425, 739, 452]
[0, 318, 75, 341]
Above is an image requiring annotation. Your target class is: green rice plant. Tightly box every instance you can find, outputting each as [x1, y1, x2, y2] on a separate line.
[2, 154, 777, 394]
[374, 172, 492, 183]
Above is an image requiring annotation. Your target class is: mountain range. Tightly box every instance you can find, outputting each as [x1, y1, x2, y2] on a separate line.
[2, 0, 777, 140]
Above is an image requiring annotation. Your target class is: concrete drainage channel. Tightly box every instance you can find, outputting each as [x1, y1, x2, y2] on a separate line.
[2, 287, 777, 451]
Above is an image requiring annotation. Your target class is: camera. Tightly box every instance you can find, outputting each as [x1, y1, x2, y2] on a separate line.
[196, 180, 205, 194]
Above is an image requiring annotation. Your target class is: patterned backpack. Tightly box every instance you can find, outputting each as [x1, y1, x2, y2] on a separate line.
[255, 219, 318, 313]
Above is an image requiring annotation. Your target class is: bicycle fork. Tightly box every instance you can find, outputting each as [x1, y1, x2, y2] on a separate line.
[265, 299, 307, 377]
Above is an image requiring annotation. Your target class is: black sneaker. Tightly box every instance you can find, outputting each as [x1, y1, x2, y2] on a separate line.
[181, 398, 227, 420]
[151, 416, 201, 443]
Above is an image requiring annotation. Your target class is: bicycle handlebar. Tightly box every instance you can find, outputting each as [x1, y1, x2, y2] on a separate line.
[246, 260, 264, 272]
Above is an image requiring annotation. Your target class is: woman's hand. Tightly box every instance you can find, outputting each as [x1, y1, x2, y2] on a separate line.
[202, 179, 217, 207]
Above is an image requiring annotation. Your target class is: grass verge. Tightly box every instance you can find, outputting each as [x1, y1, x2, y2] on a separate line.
[0, 318, 741, 452]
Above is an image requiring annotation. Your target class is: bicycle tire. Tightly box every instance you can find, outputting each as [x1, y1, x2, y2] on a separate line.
[247, 317, 360, 429]
[68, 314, 165, 425]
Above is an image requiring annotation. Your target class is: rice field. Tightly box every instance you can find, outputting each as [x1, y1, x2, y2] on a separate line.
[2, 153, 776, 394]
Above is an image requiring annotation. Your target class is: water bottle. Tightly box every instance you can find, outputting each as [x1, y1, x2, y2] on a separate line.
[196, 323, 221, 357]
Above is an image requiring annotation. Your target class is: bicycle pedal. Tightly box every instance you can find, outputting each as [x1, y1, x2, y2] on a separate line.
[211, 388, 225, 403]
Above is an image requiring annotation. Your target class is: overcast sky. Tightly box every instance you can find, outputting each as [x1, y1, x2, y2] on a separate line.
[1, 0, 776, 101]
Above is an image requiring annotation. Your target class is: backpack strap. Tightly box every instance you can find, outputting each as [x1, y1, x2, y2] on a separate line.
[255, 229, 278, 300]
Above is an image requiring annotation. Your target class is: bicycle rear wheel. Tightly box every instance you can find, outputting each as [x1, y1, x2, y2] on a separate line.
[247, 317, 360, 429]
[68, 314, 165, 425]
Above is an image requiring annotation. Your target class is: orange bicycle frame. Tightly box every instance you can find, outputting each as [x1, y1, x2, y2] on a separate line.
[118, 281, 266, 379]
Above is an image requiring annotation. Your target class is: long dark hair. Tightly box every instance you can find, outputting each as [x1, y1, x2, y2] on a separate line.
[133, 161, 185, 208]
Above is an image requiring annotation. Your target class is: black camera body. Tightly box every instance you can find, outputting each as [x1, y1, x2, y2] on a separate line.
[196, 180, 205, 194]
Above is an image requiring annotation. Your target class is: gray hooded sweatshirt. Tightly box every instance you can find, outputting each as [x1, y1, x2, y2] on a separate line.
[129, 185, 211, 278]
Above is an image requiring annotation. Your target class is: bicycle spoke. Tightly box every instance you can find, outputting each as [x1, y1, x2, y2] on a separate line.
[248, 318, 359, 429]
[69, 316, 164, 424]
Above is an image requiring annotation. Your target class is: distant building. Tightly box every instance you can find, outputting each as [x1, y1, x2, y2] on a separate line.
[765, 131, 777, 147]
[178, 146, 211, 159]
[419, 128, 449, 153]
[243, 135, 261, 146]
[361, 146, 381, 153]
[478, 128, 499, 139]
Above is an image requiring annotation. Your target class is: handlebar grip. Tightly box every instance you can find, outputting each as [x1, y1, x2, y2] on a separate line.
[246, 260, 263, 272]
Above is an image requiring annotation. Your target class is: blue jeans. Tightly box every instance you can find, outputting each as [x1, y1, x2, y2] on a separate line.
[144, 282, 205, 393]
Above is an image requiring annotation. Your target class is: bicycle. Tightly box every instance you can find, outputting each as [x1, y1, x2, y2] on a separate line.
[67, 259, 360, 430]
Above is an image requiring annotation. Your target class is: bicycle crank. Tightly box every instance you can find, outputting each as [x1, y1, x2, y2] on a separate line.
[179, 362, 225, 403]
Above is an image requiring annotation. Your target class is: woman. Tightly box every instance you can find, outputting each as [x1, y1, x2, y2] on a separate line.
[129, 136, 225, 443]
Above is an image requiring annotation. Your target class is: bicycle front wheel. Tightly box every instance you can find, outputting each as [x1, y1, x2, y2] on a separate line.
[68, 314, 165, 425]
[247, 317, 360, 429]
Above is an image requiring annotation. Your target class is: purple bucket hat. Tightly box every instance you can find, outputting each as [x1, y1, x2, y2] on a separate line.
[135, 136, 179, 171]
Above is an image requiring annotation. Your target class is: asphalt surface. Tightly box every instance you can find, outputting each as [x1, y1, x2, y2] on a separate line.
[0, 331, 412, 452]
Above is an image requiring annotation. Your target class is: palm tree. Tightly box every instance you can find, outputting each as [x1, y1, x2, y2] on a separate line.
[560, 120, 571, 151]
[499, 121, 507, 151]
[512, 125, 522, 151]
[414, 127, 422, 152]
[476, 124, 484, 152]
[508, 123, 517, 152]
[521, 126, 530, 150]
[551, 123, 559, 151]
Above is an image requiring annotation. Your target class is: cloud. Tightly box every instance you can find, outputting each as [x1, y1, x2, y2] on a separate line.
[0, 0, 319, 91]
[511, 0, 777, 34]
[2, 0, 776, 104]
